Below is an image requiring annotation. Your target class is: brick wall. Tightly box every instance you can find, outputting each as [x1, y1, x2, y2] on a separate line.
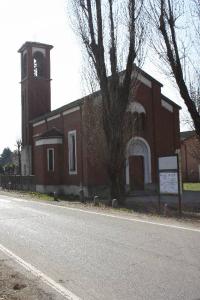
[31, 76, 180, 193]
[181, 136, 200, 182]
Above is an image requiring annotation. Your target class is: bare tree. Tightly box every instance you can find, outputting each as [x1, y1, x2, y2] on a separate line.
[69, 0, 146, 201]
[148, 0, 200, 137]
[192, 0, 200, 40]
[188, 136, 200, 162]
[15, 139, 22, 175]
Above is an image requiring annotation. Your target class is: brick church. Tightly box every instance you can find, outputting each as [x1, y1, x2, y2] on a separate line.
[18, 41, 181, 197]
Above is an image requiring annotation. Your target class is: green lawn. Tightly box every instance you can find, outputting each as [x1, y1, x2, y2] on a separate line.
[183, 182, 200, 191]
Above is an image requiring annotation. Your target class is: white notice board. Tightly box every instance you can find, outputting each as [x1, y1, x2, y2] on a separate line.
[158, 156, 178, 170]
[159, 172, 178, 194]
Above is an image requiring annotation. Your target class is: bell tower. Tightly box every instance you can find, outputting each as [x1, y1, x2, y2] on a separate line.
[18, 41, 53, 175]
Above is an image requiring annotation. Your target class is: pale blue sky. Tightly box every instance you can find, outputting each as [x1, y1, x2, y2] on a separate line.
[0, 0, 188, 154]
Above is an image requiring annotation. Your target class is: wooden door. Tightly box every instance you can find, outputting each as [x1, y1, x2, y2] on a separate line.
[129, 156, 144, 190]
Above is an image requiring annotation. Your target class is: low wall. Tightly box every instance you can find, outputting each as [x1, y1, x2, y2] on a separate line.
[0, 175, 36, 192]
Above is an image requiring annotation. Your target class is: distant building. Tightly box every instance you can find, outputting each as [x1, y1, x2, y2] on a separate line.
[18, 41, 181, 196]
[181, 131, 200, 182]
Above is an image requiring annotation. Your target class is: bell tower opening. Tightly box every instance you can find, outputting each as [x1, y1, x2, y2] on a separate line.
[33, 51, 44, 77]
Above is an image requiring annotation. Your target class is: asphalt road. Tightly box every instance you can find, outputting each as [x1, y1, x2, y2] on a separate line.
[0, 194, 200, 300]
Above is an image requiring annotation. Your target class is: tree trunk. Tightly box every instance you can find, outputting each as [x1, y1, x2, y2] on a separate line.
[109, 169, 125, 205]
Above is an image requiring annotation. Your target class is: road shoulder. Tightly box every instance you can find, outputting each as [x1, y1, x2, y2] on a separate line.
[0, 252, 63, 300]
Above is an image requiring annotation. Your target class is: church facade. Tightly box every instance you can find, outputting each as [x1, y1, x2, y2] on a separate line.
[19, 41, 181, 197]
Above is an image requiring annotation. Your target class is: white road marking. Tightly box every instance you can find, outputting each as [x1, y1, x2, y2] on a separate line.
[0, 194, 200, 233]
[0, 199, 11, 203]
[0, 243, 82, 300]
[0, 199, 12, 209]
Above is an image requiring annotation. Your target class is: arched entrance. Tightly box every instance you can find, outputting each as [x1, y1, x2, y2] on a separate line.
[126, 137, 151, 190]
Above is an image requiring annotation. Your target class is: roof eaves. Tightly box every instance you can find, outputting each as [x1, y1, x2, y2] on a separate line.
[139, 68, 163, 87]
[161, 94, 181, 110]
[18, 41, 53, 53]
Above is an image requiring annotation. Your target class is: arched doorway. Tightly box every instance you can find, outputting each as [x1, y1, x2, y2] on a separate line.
[126, 137, 151, 191]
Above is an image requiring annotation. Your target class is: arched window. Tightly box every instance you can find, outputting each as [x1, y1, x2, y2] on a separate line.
[33, 51, 44, 77]
[133, 112, 139, 132]
[139, 112, 146, 132]
[127, 102, 146, 114]
[127, 102, 146, 131]
[22, 53, 27, 78]
[133, 112, 145, 134]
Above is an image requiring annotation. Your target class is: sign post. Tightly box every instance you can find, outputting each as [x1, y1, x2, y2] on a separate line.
[158, 155, 182, 216]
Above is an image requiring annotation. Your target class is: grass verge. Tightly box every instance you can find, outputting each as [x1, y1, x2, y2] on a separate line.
[183, 182, 200, 191]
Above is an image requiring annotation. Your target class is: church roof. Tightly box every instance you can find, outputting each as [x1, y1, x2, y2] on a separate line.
[30, 66, 181, 126]
[37, 127, 63, 139]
